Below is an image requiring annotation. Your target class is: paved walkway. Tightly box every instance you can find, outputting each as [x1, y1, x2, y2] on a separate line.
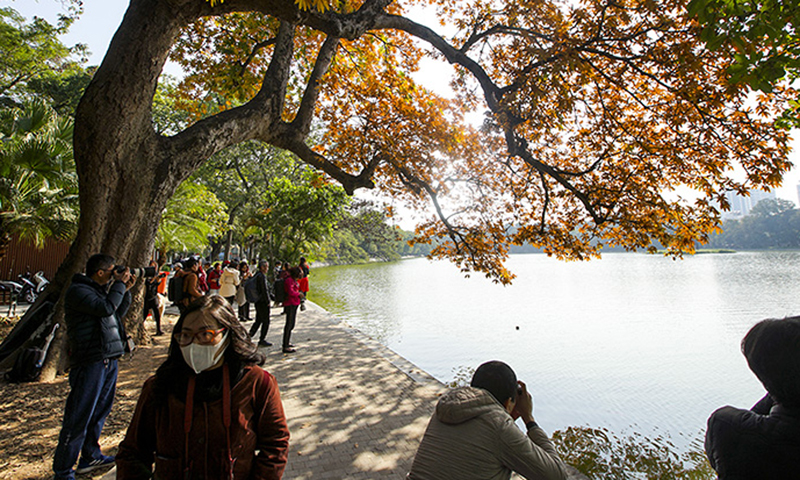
[98, 300, 584, 479]
[259, 302, 445, 479]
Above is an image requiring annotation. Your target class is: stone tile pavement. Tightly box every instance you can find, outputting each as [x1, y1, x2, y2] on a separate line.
[260, 302, 445, 479]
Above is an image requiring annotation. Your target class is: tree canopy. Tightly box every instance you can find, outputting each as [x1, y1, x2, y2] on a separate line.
[0, 6, 87, 108]
[688, 0, 800, 127]
[14, 0, 792, 378]
[142, 0, 794, 284]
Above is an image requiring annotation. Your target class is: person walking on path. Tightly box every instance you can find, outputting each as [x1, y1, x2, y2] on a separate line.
[297, 257, 310, 310]
[196, 261, 209, 294]
[207, 262, 222, 296]
[281, 267, 302, 353]
[178, 257, 203, 312]
[142, 260, 166, 336]
[249, 260, 273, 347]
[53, 254, 134, 480]
[116, 295, 290, 480]
[407, 360, 567, 480]
[237, 261, 253, 322]
[219, 261, 240, 306]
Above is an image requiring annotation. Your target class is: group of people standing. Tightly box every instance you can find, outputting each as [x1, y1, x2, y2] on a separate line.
[156, 256, 311, 354]
[54, 253, 311, 480]
[52, 251, 800, 480]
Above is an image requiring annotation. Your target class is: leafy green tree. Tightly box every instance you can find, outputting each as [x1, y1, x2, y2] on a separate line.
[0, 6, 87, 106]
[156, 181, 228, 260]
[688, 0, 800, 127]
[331, 199, 402, 262]
[709, 198, 800, 249]
[0, 98, 78, 260]
[192, 140, 306, 260]
[250, 172, 349, 263]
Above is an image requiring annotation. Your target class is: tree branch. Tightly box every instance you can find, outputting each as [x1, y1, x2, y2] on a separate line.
[291, 35, 340, 135]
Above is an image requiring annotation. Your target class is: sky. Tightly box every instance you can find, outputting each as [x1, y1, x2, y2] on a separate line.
[8, 0, 800, 210]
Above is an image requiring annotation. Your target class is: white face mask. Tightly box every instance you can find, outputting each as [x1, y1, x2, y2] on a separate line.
[180, 331, 229, 374]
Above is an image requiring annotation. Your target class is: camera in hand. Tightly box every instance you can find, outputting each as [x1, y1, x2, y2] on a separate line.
[114, 265, 158, 278]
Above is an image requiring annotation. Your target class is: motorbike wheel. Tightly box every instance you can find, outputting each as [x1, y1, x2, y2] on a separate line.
[23, 289, 37, 304]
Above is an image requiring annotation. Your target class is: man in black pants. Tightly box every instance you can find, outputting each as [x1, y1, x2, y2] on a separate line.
[249, 260, 272, 347]
[142, 260, 164, 335]
[53, 254, 132, 480]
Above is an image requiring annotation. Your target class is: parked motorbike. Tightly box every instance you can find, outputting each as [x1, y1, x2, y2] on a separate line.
[0, 278, 22, 306]
[16, 271, 38, 304]
[32, 271, 49, 296]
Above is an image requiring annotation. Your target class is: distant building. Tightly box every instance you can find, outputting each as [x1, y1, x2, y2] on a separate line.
[796, 183, 800, 207]
[721, 189, 776, 219]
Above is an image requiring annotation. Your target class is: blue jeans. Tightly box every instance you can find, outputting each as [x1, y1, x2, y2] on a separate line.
[53, 359, 118, 479]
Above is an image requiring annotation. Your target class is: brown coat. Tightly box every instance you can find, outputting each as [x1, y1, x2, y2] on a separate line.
[116, 365, 290, 480]
[181, 271, 203, 306]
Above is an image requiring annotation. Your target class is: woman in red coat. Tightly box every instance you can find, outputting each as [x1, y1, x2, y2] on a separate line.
[281, 267, 302, 354]
[116, 295, 290, 479]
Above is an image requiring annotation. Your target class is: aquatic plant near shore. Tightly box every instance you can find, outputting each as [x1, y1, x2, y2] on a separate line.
[552, 426, 714, 480]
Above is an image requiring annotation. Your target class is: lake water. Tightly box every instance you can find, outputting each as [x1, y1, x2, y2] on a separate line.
[309, 252, 800, 449]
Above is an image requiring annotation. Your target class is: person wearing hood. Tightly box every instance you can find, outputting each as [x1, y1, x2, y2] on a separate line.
[53, 254, 134, 480]
[116, 295, 290, 480]
[705, 316, 800, 478]
[408, 360, 567, 480]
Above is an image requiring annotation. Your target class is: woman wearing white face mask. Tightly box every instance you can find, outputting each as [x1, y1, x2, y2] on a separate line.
[116, 296, 290, 480]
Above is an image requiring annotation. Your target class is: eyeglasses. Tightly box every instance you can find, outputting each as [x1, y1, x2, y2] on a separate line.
[173, 328, 226, 347]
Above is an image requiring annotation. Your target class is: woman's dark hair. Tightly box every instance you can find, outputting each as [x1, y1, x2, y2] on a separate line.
[289, 266, 301, 279]
[471, 360, 518, 406]
[742, 316, 800, 408]
[183, 257, 198, 270]
[153, 296, 265, 403]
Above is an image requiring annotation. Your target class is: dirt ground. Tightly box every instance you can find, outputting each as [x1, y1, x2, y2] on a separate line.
[0, 314, 177, 480]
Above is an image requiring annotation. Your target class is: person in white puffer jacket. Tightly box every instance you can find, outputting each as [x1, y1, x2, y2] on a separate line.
[408, 360, 567, 480]
[218, 261, 240, 305]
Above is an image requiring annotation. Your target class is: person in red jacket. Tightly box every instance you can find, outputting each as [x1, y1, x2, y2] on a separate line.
[281, 267, 302, 353]
[207, 262, 222, 295]
[116, 295, 289, 479]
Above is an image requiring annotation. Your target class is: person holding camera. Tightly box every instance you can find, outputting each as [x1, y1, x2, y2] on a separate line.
[143, 260, 166, 336]
[53, 253, 134, 480]
[407, 360, 567, 480]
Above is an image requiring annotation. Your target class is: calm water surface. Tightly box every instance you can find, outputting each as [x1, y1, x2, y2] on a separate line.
[310, 252, 800, 447]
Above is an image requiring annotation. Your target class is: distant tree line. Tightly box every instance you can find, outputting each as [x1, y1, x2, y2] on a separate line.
[708, 198, 800, 250]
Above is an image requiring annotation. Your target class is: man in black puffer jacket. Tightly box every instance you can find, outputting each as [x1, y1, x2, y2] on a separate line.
[53, 254, 133, 480]
[705, 316, 800, 479]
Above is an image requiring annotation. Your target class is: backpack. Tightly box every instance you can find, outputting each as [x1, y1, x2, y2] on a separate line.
[4, 322, 59, 383]
[168, 275, 184, 303]
[273, 278, 286, 304]
[244, 276, 261, 303]
[4, 347, 44, 383]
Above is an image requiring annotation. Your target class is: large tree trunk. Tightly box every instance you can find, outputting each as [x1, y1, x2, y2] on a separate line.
[38, 0, 198, 381]
[19, 0, 379, 381]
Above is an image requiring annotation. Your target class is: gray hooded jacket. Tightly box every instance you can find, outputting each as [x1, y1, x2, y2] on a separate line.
[408, 386, 566, 480]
